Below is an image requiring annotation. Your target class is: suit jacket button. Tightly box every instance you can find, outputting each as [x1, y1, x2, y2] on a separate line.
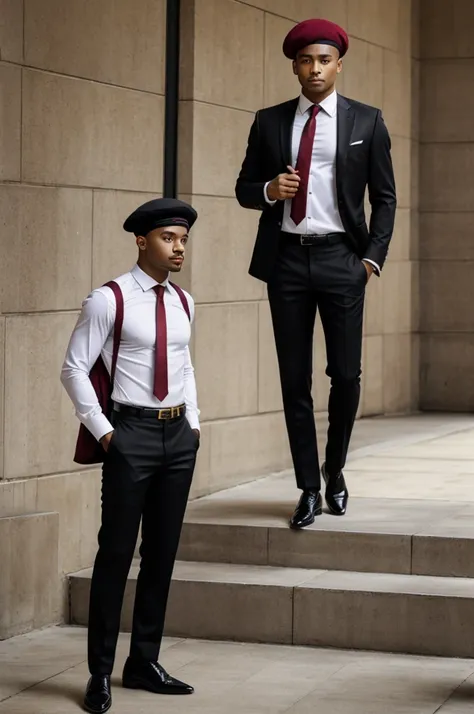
[277, 221, 282, 226]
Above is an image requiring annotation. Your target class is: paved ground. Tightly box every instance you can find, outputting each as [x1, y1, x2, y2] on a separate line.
[3, 414, 474, 713]
[1, 627, 474, 714]
[185, 412, 474, 533]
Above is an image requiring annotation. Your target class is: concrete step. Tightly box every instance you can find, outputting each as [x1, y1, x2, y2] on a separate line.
[69, 560, 474, 658]
[177, 495, 474, 578]
[178, 519, 474, 578]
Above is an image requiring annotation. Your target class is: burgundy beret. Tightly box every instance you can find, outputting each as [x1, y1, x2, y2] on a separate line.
[283, 19, 349, 59]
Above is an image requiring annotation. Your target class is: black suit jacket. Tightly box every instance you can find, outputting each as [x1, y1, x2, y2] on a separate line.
[235, 94, 397, 283]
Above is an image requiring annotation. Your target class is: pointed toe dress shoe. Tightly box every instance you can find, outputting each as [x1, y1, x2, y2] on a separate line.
[322, 463, 349, 516]
[122, 658, 194, 695]
[289, 490, 322, 529]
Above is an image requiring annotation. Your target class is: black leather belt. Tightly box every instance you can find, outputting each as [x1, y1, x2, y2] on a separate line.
[113, 403, 186, 420]
[282, 231, 346, 246]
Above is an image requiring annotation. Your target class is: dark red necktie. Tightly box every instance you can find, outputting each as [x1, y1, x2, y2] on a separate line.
[290, 104, 320, 227]
[153, 285, 168, 401]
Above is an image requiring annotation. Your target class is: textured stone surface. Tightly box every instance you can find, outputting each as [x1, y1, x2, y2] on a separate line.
[0, 513, 60, 639]
[2, 626, 474, 713]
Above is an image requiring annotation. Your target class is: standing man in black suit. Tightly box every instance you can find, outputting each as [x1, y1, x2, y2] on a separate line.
[236, 19, 396, 528]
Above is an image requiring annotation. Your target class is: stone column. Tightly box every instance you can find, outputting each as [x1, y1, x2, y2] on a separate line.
[420, 0, 474, 410]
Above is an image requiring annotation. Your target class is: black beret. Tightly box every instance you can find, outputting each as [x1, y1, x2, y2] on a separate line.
[283, 19, 349, 59]
[123, 198, 198, 236]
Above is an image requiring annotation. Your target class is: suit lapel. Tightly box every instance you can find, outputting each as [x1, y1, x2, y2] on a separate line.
[336, 94, 355, 177]
[279, 98, 299, 166]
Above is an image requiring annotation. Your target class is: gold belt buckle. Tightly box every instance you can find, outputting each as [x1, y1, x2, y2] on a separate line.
[157, 406, 181, 420]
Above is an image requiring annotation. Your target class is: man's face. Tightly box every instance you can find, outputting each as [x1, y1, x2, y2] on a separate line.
[293, 43, 342, 98]
[137, 225, 188, 273]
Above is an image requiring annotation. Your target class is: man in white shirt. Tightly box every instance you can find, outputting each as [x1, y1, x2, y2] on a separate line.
[61, 198, 200, 713]
[236, 19, 396, 528]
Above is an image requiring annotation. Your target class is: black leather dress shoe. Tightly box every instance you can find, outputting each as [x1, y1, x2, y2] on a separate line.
[322, 463, 349, 516]
[122, 658, 194, 695]
[83, 675, 111, 714]
[289, 490, 322, 529]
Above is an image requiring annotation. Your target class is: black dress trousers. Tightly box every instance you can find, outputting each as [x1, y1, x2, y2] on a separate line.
[87, 411, 198, 675]
[267, 234, 366, 491]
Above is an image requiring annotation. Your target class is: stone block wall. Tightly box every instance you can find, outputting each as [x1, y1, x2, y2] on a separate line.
[0, 0, 421, 637]
[419, 0, 474, 410]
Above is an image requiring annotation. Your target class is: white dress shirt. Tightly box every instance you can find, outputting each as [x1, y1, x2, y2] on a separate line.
[265, 90, 380, 273]
[61, 263, 200, 442]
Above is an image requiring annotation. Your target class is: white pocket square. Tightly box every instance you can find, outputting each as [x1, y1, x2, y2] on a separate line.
[350, 140, 364, 146]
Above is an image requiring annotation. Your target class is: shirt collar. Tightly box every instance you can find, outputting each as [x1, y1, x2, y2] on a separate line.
[131, 263, 170, 292]
[298, 89, 338, 118]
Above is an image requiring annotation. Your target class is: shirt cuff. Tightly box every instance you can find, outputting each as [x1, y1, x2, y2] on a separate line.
[362, 258, 381, 276]
[186, 409, 200, 431]
[264, 181, 277, 206]
[81, 412, 114, 442]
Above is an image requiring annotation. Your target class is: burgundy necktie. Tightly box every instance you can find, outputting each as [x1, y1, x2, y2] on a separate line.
[153, 285, 168, 401]
[290, 104, 320, 227]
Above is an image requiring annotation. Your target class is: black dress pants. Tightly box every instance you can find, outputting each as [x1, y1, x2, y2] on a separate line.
[267, 234, 367, 491]
[87, 410, 198, 675]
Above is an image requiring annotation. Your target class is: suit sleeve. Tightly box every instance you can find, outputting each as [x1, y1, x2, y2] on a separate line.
[235, 112, 269, 211]
[365, 111, 397, 269]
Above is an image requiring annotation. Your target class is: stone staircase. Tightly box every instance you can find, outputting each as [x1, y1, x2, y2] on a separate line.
[69, 465, 474, 659]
